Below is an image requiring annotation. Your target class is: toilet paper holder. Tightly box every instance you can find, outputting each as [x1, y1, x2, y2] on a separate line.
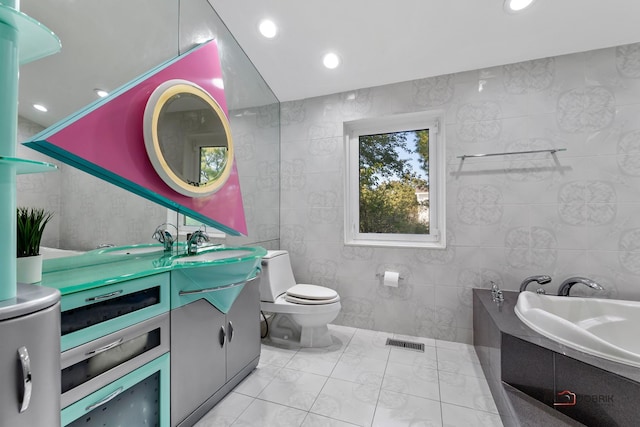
[375, 273, 405, 281]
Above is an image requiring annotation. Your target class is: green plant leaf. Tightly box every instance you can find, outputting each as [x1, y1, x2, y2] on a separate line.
[17, 207, 53, 257]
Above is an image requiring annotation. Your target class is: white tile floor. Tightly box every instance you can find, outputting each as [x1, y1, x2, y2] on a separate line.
[194, 325, 503, 427]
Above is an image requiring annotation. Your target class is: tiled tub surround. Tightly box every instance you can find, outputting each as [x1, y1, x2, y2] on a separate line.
[194, 324, 503, 427]
[280, 42, 640, 344]
[473, 289, 640, 427]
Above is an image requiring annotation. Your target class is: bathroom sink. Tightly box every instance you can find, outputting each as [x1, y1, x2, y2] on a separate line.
[172, 248, 256, 264]
[170, 246, 267, 313]
[97, 244, 164, 256]
[43, 245, 166, 273]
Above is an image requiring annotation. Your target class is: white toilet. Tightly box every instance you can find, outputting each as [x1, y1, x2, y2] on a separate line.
[259, 250, 341, 348]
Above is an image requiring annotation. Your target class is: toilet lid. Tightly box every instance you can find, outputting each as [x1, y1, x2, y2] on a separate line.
[284, 294, 341, 305]
[286, 284, 338, 300]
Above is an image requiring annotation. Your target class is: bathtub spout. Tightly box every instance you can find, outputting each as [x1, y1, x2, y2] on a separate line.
[557, 277, 604, 296]
[519, 275, 552, 293]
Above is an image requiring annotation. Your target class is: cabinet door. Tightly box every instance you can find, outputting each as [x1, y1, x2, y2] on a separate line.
[0, 303, 61, 427]
[170, 299, 227, 427]
[226, 279, 261, 380]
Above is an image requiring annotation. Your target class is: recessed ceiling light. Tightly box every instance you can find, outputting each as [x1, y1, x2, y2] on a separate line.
[258, 19, 278, 39]
[94, 89, 109, 98]
[504, 0, 535, 12]
[212, 78, 224, 89]
[323, 52, 341, 69]
[33, 104, 47, 112]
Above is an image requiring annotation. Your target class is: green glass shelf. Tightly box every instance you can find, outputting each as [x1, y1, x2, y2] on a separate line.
[0, 4, 61, 64]
[0, 156, 57, 174]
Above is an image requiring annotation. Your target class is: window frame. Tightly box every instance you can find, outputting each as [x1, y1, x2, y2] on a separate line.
[165, 210, 226, 240]
[344, 110, 446, 249]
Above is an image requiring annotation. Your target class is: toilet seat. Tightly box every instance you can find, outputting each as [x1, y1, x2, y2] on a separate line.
[261, 293, 341, 314]
[284, 284, 339, 305]
[284, 294, 341, 305]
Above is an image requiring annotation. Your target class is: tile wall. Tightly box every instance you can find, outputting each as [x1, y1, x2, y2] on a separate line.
[280, 43, 640, 343]
[16, 103, 281, 251]
[17, 117, 63, 249]
[17, 116, 166, 250]
[226, 104, 281, 249]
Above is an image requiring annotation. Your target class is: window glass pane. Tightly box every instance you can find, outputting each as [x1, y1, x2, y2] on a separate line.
[183, 216, 201, 227]
[358, 129, 430, 235]
[199, 146, 227, 184]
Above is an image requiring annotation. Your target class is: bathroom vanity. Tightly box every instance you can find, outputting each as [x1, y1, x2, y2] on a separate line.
[473, 288, 640, 427]
[40, 245, 266, 427]
[58, 273, 171, 425]
[0, 284, 61, 427]
[170, 272, 261, 426]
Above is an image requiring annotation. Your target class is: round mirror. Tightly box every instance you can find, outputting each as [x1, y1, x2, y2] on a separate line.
[143, 79, 234, 197]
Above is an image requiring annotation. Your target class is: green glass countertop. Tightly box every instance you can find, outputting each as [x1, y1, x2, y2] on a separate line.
[40, 244, 267, 296]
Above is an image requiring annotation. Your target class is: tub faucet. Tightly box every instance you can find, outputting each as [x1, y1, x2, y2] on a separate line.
[491, 282, 504, 303]
[519, 275, 552, 293]
[187, 230, 209, 255]
[557, 277, 604, 296]
[152, 223, 177, 252]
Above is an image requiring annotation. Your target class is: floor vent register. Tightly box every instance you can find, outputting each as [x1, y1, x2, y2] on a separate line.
[385, 338, 425, 352]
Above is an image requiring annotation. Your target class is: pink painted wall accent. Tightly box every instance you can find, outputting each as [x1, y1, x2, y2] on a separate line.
[43, 41, 247, 235]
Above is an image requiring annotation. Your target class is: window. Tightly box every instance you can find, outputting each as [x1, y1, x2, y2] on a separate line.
[165, 211, 226, 239]
[344, 111, 445, 248]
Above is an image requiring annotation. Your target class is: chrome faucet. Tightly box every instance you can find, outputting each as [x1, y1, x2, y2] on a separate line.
[187, 230, 209, 255]
[519, 275, 552, 293]
[152, 223, 177, 252]
[557, 277, 604, 296]
[491, 282, 504, 303]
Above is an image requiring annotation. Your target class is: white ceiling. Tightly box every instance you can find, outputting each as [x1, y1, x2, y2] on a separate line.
[16, 0, 640, 128]
[209, 0, 640, 101]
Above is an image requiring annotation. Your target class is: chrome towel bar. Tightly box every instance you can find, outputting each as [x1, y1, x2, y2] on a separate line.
[457, 148, 566, 160]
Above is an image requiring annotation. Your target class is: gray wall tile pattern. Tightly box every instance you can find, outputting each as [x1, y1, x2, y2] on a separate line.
[280, 43, 640, 343]
[16, 41, 640, 344]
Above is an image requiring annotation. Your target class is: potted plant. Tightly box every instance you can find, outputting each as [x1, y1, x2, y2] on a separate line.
[16, 207, 53, 283]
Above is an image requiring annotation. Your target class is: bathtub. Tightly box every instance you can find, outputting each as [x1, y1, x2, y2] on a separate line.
[514, 291, 640, 368]
[41, 246, 85, 260]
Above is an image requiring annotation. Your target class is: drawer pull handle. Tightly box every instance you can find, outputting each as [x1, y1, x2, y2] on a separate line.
[219, 326, 226, 347]
[85, 290, 123, 302]
[86, 386, 124, 412]
[86, 338, 124, 356]
[179, 274, 259, 296]
[17, 347, 32, 413]
[228, 321, 234, 343]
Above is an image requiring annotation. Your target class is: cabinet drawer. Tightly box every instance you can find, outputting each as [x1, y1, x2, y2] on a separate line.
[61, 313, 169, 408]
[61, 353, 170, 427]
[61, 273, 170, 351]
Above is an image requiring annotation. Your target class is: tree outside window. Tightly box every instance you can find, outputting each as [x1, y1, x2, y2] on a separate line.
[358, 129, 430, 234]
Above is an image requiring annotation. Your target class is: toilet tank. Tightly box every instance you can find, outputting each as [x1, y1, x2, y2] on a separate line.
[260, 250, 297, 302]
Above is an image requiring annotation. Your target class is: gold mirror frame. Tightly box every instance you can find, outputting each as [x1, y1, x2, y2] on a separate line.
[143, 79, 234, 197]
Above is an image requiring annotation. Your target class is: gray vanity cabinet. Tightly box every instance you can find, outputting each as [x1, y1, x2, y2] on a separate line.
[170, 278, 261, 427]
[225, 278, 260, 380]
[170, 298, 227, 427]
[0, 284, 61, 427]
